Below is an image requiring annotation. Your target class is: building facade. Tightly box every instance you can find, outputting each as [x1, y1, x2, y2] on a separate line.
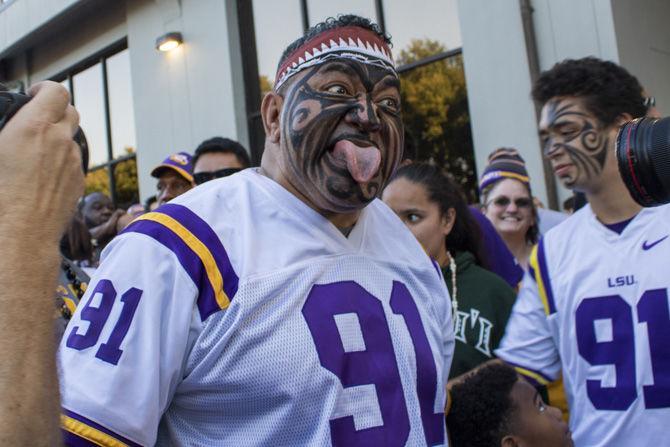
[0, 0, 667, 207]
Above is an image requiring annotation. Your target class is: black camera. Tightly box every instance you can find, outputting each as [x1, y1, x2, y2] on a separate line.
[616, 117, 670, 207]
[0, 84, 89, 174]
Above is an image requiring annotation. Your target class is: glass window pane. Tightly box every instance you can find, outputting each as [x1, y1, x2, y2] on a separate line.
[113, 156, 139, 209]
[399, 54, 477, 201]
[253, 0, 303, 88]
[307, 0, 376, 27]
[73, 63, 108, 167]
[84, 166, 111, 197]
[106, 49, 137, 160]
[384, 0, 462, 59]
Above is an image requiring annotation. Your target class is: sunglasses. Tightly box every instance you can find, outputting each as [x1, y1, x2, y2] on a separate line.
[488, 196, 532, 209]
[193, 168, 243, 185]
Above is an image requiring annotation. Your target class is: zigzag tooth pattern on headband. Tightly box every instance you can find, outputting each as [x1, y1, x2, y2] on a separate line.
[275, 26, 396, 90]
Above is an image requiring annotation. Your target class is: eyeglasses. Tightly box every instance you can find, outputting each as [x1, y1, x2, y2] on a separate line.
[487, 196, 532, 209]
[193, 168, 243, 185]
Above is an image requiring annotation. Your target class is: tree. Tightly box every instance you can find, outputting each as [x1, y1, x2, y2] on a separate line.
[113, 147, 139, 208]
[397, 39, 477, 202]
[84, 146, 139, 209]
[259, 75, 273, 97]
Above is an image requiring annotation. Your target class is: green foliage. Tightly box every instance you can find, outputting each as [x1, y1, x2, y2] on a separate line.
[85, 168, 110, 197]
[259, 75, 273, 97]
[84, 147, 138, 209]
[114, 148, 139, 208]
[398, 39, 477, 202]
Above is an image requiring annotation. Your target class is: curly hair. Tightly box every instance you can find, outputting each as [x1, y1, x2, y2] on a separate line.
[532, 57, 646, 127]
[389, 162, 489, 268]
[447, 362, 519, 447]
[277, 14, 392, 76]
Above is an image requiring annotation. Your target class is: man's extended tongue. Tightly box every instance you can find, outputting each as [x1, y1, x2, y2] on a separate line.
[332, 140, 381, 183]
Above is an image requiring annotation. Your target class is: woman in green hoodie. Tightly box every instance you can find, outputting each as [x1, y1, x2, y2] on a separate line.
[383, 162, 516, 379]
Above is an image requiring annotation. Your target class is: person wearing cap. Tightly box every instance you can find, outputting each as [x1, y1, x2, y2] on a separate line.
[151, 151, 194, 206]
[58, 15, 453, 446]
[479, 148, 540, 270]
[192, 137, 251, 185]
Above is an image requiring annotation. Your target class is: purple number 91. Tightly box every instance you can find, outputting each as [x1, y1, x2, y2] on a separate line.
[66, 279, 142, 365]
[302, 281, 444, 447]
[575, 289, 670, 410]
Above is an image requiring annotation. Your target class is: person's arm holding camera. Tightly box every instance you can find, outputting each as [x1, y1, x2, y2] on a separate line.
[0, 81, 83, 445]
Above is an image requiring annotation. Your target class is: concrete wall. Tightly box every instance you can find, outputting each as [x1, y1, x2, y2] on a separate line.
[28, 1, 127, 82]
[126, 0, 249, 199]
[532, 0, 619, 71]
[612, 0, 670, 116]
[0, 0, 84, 55]
[456, 0, 550, 205]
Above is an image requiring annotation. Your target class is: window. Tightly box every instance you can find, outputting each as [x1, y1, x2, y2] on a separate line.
[306, 0, 376, 27]
[56, 43, 139, 209]
[244, 1, 475, 199]
[252, 0, 303, 89]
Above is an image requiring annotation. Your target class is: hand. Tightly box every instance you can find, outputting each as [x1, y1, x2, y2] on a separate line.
[90, 209, 126, 243]
[0, 81, 83, 243]
[116, 212, 136, 233]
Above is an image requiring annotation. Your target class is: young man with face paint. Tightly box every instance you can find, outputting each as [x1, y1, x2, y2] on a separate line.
[58, 15, 454, 446]
[496, 57, 670, 446]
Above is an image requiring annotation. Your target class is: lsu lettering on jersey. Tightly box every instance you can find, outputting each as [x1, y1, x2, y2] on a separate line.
[58, 169, 454, 446]
[496, 204, 670, 447]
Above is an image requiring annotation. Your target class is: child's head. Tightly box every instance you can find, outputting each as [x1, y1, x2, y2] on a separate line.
[447, 363, 573, 447]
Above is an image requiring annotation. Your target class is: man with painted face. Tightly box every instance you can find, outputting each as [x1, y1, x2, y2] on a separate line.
[496, 57, 670, 446]
[58, 15, 454, 446]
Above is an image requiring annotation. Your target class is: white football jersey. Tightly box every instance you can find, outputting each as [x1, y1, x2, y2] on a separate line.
[496, 204, 670, 447]
[58, 169, 454, 446]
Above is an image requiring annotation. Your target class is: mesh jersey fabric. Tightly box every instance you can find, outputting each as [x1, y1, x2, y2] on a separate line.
[59, 168, 454, 446]
[496, 203, 670, 447]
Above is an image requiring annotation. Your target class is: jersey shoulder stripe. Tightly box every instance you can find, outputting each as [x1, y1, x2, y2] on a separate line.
[61, 408, 140, 447]
[528, 239, 556, 315]
[505, 360, 552, 386]
[122, 204, 238, 320]
[158, 203, 239, 303]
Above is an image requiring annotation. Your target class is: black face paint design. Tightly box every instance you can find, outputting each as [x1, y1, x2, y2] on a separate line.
[279, 59, 403, 213]
[540, 99, 609, 188]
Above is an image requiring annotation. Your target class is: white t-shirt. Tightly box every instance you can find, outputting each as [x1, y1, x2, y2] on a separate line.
[59, 169, 454, 446]
[497, 204, 670, 447]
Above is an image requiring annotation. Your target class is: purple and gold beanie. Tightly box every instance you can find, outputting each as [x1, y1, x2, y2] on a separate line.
[479, 147, 530, 193]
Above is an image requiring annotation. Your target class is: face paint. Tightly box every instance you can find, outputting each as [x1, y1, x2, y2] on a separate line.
[279, 59, 403, 213]
[539, 98, 610, 190]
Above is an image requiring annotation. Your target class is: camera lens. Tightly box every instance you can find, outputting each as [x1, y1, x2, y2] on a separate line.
[616, 117, 670, 207]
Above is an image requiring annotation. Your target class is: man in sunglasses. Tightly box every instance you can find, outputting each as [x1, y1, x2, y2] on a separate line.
[192, 136, 250, 185]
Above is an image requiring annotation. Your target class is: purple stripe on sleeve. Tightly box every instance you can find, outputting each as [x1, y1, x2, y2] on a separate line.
[62, 408, 142, 447]
[157, 204, 239, 301]
[536, 240, 557, 314]
[123, 219, 220, 320]
[62, 430, 99, 447]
